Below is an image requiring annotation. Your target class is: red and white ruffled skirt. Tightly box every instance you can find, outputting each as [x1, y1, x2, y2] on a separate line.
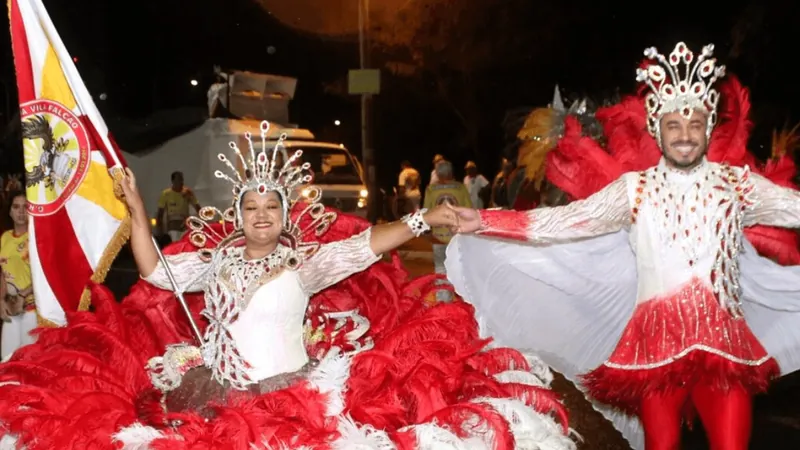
[582, 277, 779, 413]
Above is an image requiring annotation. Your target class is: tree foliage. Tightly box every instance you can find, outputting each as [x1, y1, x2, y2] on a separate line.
[368, 0, 558, 157]
[728, 2, 800, 128]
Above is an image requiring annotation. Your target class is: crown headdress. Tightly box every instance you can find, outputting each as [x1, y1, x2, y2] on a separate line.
[636, 42, 726, 138]
[185, 121, 336, 264]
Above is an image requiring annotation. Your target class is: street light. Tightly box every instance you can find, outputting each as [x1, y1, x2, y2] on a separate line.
[190, 79, 198, 86]
[334, 120, 341, 126]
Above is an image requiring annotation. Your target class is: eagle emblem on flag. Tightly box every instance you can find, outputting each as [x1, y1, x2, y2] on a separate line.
[20, 99, 90, 216]
[22, 114, 71, 190]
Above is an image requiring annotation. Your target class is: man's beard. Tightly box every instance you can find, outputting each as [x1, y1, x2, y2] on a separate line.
[662, 140, 707, 170]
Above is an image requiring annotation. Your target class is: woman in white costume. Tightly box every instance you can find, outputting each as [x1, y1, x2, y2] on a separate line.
[0, 121, 579, 450]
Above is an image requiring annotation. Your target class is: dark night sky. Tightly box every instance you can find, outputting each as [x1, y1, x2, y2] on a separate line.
[1, 0, 799, 182]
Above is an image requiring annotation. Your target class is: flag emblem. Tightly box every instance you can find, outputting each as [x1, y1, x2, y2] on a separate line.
[21, 99, 90, 216]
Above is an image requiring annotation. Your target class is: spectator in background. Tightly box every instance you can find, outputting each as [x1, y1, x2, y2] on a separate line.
[156, 171, 201, 243]
[5, 174, 22, 193]
[429, 154, 445, 185]
[491, 158, 515, 208]
[423, 161, 471, 302]
[463, 161, 490, 209]
[397, 160, 421, 214]
[0, 191, 36, 359]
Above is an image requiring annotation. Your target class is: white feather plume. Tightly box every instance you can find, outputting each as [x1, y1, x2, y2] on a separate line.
[112, 423, 168, 450]
[307, 348, 352, 416]
[331, 415, 396, 450]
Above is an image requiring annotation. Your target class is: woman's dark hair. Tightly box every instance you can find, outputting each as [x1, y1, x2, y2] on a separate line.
[3, 190, 26, 230]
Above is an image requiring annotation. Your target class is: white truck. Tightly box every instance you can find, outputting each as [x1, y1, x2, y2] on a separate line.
[122, 118, 369, 224]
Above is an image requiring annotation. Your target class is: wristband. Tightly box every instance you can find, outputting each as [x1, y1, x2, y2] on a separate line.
[401, 208, 430, 237]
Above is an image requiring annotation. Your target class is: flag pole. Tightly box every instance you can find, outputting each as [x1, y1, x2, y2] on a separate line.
[150, 236, 204, 345]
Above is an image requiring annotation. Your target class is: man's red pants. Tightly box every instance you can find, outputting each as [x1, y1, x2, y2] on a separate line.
[640, 383, 751, 450]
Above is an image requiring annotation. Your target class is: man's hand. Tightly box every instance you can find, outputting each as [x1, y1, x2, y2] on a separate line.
[447, 205, 482, 234]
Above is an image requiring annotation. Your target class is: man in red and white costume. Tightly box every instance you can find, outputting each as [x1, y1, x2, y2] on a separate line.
[445, 41, 800, 450]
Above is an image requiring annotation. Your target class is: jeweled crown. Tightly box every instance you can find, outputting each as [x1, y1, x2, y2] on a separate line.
[636, 42, 726, 137]
[185, 120, 337, 261]
[214, 121, 312, 220]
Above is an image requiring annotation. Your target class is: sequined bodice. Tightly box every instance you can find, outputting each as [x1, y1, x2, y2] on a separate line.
[225, 269, 310, 383]
[200, 246, 309, 387]
[143, 228, 382, 390]
[627, 160, 752, 312]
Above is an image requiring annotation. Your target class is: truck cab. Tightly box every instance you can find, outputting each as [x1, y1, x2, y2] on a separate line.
[263, 128, 368, 218]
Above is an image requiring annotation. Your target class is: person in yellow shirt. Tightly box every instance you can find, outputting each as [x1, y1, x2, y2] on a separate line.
[0, 191, 37, 360]
[156, 171, 201, 242]
[423, 160, 472, 302]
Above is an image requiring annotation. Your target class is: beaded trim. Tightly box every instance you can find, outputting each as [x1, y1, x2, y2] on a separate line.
[219, 246, 294, 310]
[147, 344, 205, 392]
[604, 343, 771, 370]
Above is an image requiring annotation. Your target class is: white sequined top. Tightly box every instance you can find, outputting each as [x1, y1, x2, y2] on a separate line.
[506, 158, 800, 310]
[144, 228, 381, 389]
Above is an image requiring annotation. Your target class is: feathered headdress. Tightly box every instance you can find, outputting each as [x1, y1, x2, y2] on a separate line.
[516, 86, 602, 188]
[771, 122, 800, 160]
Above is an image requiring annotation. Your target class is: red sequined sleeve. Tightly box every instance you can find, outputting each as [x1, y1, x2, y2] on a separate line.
[477, 176, 631, 243]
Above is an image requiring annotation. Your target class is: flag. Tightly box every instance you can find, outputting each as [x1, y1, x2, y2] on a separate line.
[8, 0, 130, 326]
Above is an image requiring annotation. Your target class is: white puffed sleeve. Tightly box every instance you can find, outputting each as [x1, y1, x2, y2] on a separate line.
[745, 172, 800, 228]
[142, 251, 211, 293]
[298, 228, 381, 295]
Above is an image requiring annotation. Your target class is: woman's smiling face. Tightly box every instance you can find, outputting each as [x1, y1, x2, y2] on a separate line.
[241, 190, 283, 246]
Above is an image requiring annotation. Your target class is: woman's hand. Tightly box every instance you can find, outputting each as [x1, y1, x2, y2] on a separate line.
[422, 204, 459, 229]
[124, 168, 160, 279]
[448, 206, 482, 234]
[120, 168, 145, 216]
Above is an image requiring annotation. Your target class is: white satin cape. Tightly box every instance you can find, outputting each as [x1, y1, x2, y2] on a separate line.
[446, 230, 800, 450]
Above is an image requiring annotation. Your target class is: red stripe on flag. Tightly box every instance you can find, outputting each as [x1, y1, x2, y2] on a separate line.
[80, 115, 127, 168]
[33, 208, 93, 312]
[107, 133, 128, 167]
[8, 0, 36, 103]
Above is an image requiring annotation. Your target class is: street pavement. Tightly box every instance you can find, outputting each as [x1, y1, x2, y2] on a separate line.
[103, 238, 800, 449]
[396, 237, 434, 277]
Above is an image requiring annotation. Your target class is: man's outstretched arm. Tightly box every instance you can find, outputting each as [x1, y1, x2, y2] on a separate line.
[453, 176, 631, 243]
[746, 171, 800, 228]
